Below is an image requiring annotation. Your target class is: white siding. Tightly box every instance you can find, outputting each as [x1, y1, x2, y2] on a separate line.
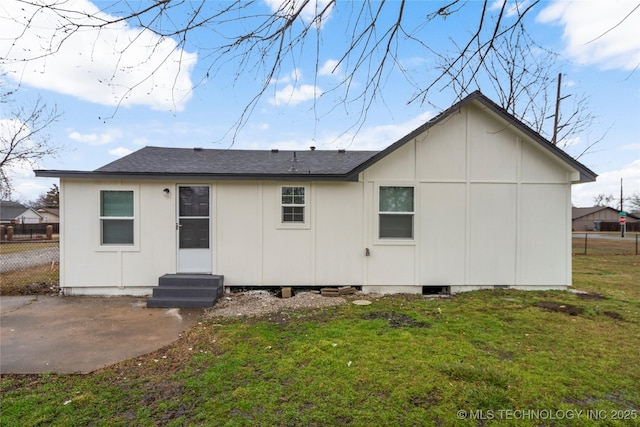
[518, 184, 570, 285]
[60, 180, 177, 295]
[217, 181, 365, 287]
[362, 103, 574, 293]
[57, 102, 578, 295]
[216, 183, 263, 285]
[467, 183, 517, 285]
[419, 183, 466, 286]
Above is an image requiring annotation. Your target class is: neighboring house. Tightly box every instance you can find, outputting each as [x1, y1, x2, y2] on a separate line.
[37, 208, 60, 224]
[0, 201, 43, 224]
[36, 91, 596, 298]
[572, 206, 639, 231]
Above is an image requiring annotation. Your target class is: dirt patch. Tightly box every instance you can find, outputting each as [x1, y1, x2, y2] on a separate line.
[410, 388, 441, 407]
[361, 312, 431, 328]
[603, 311, 626, 321]
[204, 290, 347, 319]
[534, 302, 584, 316]
[2, 282, 60, 296]
[576, 292, 607, 301]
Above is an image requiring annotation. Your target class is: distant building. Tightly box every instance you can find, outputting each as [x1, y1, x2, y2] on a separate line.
[0, 201, 43, 224]
[37, 208, 60, 224]
[572, 206, 639, 231]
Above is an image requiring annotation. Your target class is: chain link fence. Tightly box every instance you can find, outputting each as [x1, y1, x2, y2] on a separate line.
[0, 240, 60, 295]
[572, 233, 639, 255]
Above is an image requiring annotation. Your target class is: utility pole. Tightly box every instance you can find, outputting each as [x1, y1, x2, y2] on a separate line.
[620, 177, 624, 212]
[552, 73, 562, 145]
[620, 178, 626, 238]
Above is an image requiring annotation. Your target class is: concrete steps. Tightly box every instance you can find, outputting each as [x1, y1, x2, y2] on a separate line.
[146, 274, 224, 308]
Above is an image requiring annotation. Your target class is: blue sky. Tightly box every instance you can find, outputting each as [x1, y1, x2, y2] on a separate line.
[1, 0, 639, 208]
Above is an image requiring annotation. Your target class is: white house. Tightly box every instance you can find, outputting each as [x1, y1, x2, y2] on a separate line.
[36, 92, 596, 305]
[0, 201, 43, 224]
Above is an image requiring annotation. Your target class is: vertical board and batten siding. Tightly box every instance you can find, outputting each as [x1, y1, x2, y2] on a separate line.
[60, 180, 177, 295]
[57, 103, 575, 295]
[59, 179, 367, 294]
[362, 103, 573, 293]
[216, 181, 365, 288]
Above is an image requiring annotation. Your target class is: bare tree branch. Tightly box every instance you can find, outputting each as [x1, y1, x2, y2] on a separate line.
[3, 1, 547, 144]
[0, 90, 63, 198]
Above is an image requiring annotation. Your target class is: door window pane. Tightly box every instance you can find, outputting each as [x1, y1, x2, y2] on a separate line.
[179, 218, 210, 249]
[179, 186, 209, 217]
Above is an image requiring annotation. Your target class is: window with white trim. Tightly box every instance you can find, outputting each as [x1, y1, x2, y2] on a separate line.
[379, 186, 414, 239]
[281, 186, 305, 223]
[100, 190, 134, 245]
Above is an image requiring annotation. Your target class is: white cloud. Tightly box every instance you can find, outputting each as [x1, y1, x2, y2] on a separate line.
[251, 123, 270, 131]
[346, 111, 434, 150]
[270, 68, 303, 85]
[269, 84, 322, 106]
[68, 129, 122, 145]
[537, 0, 640, 70]
[1, 118, 33, 151]
[319, 59, 341, 77]
[12, 174, 58, 204]
[621, 143, 640, 152]
[132, 137, 149, 146]
[490, 0, 533, 18]
[559, 136, 582, 148]
[236, 110, 434, 151]
[571, 158, 640, 207]
[108, 147, 133, 157]
[264, 0, 334, 28]
[0, 0, 197, 111]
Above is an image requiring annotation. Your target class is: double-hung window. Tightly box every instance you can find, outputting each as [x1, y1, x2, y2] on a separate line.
[379, 186, 414, 239]
[100, 190, 134, 245]
[281, 186, 305, 223]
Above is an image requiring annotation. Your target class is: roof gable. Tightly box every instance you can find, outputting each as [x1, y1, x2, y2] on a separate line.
[1, 201, 27, 221]
[351, 91, 596, 183]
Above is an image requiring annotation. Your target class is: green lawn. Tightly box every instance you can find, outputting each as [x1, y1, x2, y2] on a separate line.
[572, 233, 639, 256]
[2, 255, 639, 426]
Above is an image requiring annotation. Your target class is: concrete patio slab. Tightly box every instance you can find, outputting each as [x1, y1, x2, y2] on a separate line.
[0, 295, 202, 374]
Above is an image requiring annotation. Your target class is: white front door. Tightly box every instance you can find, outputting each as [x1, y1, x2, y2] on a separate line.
[177, 185, 212, 273]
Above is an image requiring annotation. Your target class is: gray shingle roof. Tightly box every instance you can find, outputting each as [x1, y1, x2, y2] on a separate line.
[0, 201, 33, 222]
[573, 206, 640, 220]
[94, 147, 377, 180]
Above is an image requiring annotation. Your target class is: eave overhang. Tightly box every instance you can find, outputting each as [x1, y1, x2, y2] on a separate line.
[34, 170, 363, 182]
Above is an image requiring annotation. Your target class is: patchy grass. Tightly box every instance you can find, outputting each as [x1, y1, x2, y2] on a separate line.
[2, 256, 639, 426]
[572, 233, 639, 255]
[572, 255, 640, 301]
[0, 263, 60, 296]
